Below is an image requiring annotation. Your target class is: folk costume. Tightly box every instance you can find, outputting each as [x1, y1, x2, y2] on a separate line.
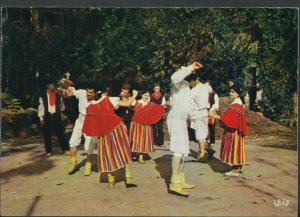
[220, 98, 247, 170]
[82, 96, 137, 188]
[167, 65, 196, 197]
[67, 88, 97, 176]
[150, 92, 166, 146]
[115, 95, 134, 132]
[130, 100, 164, 163]
[38, 89, 69, 156]
[189, 82, 213, 161]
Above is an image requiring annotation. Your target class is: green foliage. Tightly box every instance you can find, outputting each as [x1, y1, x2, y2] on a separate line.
[1, 92, 37, 136]
[1, 8, 298, 126]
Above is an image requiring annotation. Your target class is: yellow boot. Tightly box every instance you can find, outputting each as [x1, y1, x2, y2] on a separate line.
[169, 154, 189, 197]
[107, 173, 115, 189]
[67, 156, 77, 174]
[197, 151, 208, 162]
[138, 154, 145, 164]
[84, 161, 92, 176]
[180, 173, 195, 189]
[125, 166, 138, 188]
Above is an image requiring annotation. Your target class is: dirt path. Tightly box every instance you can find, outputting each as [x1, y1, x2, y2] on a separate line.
[0, 136, 297, 216]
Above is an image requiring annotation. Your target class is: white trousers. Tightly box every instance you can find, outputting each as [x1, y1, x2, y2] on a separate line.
[167, 108, 190, 157]
[190, 110, 208, 142]
[69, 114, 96, 154]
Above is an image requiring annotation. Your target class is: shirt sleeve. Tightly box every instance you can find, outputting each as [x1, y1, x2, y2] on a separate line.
[38, 97, 45, 121]
[74, 89, 86, 100]
[109, 97, 121, 109]
[171, 65, 194, 85]
[211, 93, 219, 111]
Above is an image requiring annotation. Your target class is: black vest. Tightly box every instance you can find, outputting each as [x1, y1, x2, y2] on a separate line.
[41, 92, 61, 117]
[115, 106, 134, 122]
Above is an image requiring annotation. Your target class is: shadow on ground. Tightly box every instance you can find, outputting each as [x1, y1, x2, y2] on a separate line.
[154, 154, 172, 188]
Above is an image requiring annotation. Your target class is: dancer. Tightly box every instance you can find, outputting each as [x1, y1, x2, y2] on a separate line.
[189, 70, 214, 161]
[209, 83, 248, 176]
[150, 83, 166, 147]
[66, 82, 98, 176]
[82, 86, 139, 188]
[130, 89, 164, 164]
[38, 79, 69, 157]
[167, 62, 203, 197]
[115, 84, 134, 132]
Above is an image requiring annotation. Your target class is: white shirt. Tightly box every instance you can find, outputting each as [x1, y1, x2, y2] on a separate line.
[231, 97, 243, 105]
[210, 92, 219, 111]
[190, 82, 212, 111]
[38, 92, 65, 121]
[73, 89, 89, 115]
[169, 65, 194, 116]
[90, 96, 120, 110]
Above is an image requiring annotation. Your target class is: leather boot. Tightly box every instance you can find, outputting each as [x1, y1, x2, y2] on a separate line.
[107, 173, 115, 189]
[84, 161, 92, 176]
[125, 165, 138, 188]
[67, 156, 77, 174]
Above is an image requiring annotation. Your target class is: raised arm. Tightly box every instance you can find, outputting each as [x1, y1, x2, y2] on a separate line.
[171, 62, 203, 85]
[117, 90, 138, 107]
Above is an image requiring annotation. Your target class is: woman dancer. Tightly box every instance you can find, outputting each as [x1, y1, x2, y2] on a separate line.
[82, 86, 139, 188]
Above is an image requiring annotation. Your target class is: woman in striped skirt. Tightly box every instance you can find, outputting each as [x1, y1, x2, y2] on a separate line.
[130, 90, 164, 164]
[208, 83, 248, 176]
[82, 87, 139, 188]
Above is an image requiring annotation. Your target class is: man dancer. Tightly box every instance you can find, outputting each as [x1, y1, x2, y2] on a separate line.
[66, 82, 98, 176]
[167, 62, 203, 197]
[189, 71, 215, 161]
[38, 79, 69, 157]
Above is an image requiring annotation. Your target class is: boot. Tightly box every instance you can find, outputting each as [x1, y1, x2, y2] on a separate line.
[84, 161, 92, 176]
[178, 158, 195, 189]
[197, 151, 208, 162]
[138, 154, 145, 164]
[107, 173, 115, 189]
[180, 173, 195, 189]
[125, 165, 138, 188]
[169, 154, 189, 197]
[67, 156, 77, 174]
[197, 141, 208, 162]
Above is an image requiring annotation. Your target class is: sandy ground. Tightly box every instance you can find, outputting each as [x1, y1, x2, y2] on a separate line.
[0, 135, 297, 216]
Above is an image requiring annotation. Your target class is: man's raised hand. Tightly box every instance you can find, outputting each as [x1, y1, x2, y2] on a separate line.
[191, 62, 203, 71]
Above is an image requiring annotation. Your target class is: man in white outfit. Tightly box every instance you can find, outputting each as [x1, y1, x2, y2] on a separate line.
[66, 83, 98, 176]
[167, 61, 203, 197]
[189, 71, 213, 161]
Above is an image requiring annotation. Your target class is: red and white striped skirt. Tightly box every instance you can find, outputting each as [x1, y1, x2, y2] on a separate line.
[220, 129, 246, 165]
[97, 121, 132, 172]
[130, 121, 154, 153]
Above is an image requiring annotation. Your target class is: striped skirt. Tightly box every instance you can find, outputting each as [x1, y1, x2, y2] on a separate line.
[130, 121, 154, 153]
[97, 121, 132, 172]
[220, 129, 246, 165]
